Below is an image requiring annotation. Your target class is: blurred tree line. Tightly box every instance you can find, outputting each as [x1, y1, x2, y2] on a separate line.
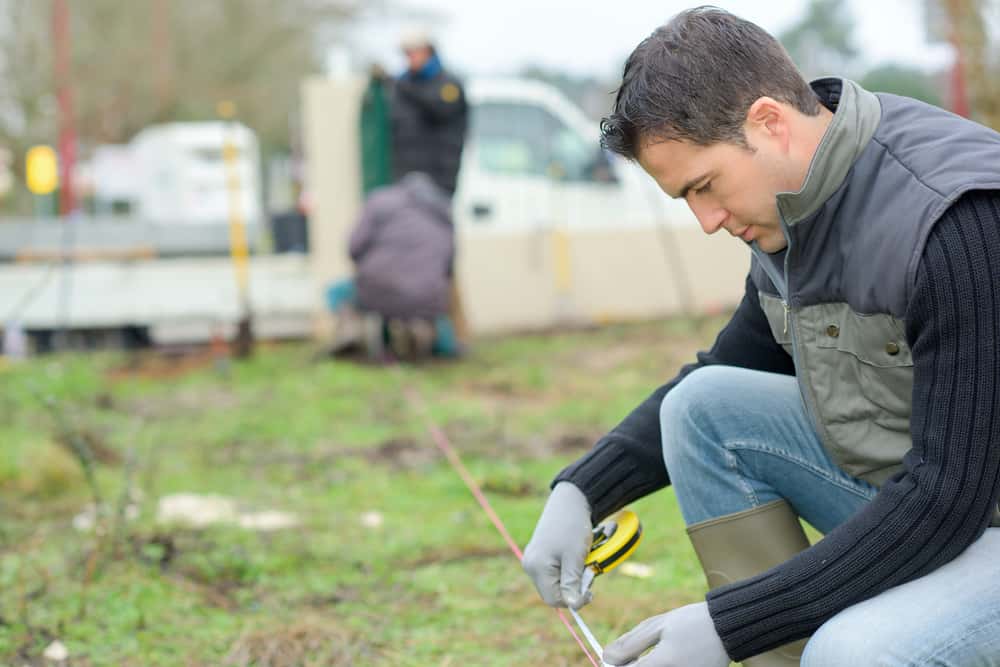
[0, 0, 358, 191]
[778, 0, 999, 128]
[1, 0, 996, 214]
[778, 0, 948, 105]
[942, 0, 1000, 128]
[524, 0, 998, 131]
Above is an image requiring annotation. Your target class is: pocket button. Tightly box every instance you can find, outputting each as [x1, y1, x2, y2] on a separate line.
[886, 341, 901, 356]
[826, 324, 840, 338]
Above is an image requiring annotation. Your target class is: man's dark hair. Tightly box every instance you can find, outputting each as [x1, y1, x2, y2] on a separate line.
[601, 6, 821, 159]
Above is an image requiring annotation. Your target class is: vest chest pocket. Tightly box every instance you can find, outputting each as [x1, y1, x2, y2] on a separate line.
[810, 306, 913, 418]
[816, 304, 913, 368]
[814, 308, 912, 366]
[804, 305, 914, 480]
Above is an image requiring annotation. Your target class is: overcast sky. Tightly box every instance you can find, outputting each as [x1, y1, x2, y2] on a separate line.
[346, 0, 956, 79]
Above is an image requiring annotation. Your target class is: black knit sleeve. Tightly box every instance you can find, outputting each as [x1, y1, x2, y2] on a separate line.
[706, 190, 1000, 661]
[553, 271, 795, 524]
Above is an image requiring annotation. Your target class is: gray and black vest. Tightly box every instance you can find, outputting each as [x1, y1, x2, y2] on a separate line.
[751, 78, 1000, 487]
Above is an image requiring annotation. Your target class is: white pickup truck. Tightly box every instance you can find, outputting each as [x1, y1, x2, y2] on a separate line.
[0, 76, 746, 350]
[447, 78, 746, 333]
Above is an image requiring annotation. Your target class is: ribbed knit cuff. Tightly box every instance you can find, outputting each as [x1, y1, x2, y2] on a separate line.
[552, 437, 667, 525]
[705, 584, 796, 661]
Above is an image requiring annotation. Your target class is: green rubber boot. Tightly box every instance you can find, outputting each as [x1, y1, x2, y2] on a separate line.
[687, 500, 811, 666]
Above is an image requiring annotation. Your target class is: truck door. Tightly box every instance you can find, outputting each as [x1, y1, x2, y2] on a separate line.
[455, 100, 558, 230]
[454, 100, 566, 331]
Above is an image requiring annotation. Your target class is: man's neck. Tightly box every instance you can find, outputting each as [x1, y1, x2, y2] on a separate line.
[777, 79, 883, 225]
[791, 106, 836, 191]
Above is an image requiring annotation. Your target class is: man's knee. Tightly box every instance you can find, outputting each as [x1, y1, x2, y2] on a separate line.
[660, 365, 738, 421]
[801, 611, 902, 667]
[661, 364, 752, 427]
[660, 365, 743, 462]
[802, 622, 863, 666]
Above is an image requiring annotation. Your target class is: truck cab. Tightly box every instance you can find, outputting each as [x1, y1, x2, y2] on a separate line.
[455, 78, 694, 232]
[432, 77, 745, 333]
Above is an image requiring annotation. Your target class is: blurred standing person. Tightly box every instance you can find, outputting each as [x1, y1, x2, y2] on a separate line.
[348, 172, 455, 361]
[386, 29, 470, 348]
[390, 29, 468, 196]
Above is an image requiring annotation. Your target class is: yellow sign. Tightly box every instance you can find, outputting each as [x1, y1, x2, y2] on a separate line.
[26, 145, 58, 195]
[216, 100, 237, 119]
[440, 83, 460, 103]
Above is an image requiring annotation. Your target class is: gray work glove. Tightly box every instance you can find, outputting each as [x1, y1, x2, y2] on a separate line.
[521, 482, 593, 609]
[603, 602, 730, 667]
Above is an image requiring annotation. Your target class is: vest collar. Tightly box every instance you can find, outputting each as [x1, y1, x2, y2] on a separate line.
[776, 78, 882, 226]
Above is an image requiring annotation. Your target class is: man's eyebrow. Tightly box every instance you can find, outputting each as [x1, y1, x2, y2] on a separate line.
[675, 172, 712, 200]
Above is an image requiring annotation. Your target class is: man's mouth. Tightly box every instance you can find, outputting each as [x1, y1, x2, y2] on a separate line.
[730, 226, 753, 241]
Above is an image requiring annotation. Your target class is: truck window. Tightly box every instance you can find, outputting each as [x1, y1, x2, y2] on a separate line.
[192, 147, 225, 162]
[471, 102, 612, 183]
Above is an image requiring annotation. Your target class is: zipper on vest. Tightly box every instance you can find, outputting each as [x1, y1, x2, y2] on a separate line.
[751, 219, 823, 441]
[775, 219, 827, 448]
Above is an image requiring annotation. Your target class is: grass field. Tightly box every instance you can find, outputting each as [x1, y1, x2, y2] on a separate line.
[0, 316, 725, 666]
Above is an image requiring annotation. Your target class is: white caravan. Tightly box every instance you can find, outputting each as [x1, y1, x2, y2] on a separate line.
[130, 122, 263, 226]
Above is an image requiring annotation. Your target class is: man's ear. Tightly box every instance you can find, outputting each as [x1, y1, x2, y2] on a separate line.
[745, 96, 790, 151]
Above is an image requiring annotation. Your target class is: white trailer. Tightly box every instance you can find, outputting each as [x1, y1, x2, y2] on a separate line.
[130, 122, 262, 226]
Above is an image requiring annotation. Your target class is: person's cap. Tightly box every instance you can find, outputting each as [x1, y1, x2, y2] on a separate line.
[399, 27, 433, 51]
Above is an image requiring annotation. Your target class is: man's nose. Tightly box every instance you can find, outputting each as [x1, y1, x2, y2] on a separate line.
[689, 200, 728, 235]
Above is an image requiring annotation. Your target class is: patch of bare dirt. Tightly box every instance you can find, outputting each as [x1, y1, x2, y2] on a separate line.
[129, 531, 247, 611]
[224, 618, 382, 667]
[365, 437, 434, 468]
[213, 437, 438, 471]
[480, 477, 539, 497]
[300, 585, 364, 608]
[54, 427, 121, 465]
[122, 385, 246, 420]
[206, 423, 601, 481]
[552, 432, 597, 454]
[441, 419, 601, 459]
[560, 316, 725, 376]
[572, 344, 646, 373]
[462, 377, 520, 398]
[105, 348, 219, 382]
[403, 545, 511, 569]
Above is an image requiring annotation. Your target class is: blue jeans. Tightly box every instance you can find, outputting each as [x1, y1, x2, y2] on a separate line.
[661, 365, 1000, 666]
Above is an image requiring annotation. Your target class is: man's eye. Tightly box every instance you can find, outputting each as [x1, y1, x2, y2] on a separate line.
[695, 182, 712, 195]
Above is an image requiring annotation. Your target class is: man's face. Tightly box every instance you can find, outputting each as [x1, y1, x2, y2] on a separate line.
[404, 46, 433, 74]
[637, 132, 795, 253]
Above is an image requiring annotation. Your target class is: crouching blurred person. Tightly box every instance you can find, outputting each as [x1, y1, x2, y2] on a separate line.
[331, 172, 460, 362]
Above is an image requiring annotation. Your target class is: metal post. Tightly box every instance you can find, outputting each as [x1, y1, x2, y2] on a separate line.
[52, 0, 76, 216]
[219, 103, 254, 358]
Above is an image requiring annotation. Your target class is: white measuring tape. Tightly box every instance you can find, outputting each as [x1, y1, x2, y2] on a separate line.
[570, 510, 644, 665]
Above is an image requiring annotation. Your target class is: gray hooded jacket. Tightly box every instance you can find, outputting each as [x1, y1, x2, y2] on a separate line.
[349, 172, 455, 319]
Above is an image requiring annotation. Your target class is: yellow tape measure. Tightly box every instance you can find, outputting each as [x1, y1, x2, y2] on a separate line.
[585, 509, 643, 576]
[572, 510, 643, 665]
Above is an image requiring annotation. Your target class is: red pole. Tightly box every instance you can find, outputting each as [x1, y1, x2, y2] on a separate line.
[950, 32, 971, 117]
[153, 0, 172, 115]
[53, 0, 76, 215]
[944, 0, 971, 118]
